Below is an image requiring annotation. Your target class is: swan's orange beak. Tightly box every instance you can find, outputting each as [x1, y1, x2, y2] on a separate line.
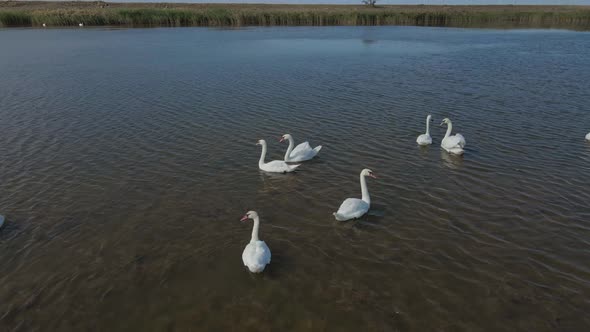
[240, 215, 249, 222]
[279, 137, 285, 142]
[369, 173, 377, 179]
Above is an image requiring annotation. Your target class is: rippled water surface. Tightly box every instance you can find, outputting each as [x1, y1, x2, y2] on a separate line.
[1, 26, 590, 331]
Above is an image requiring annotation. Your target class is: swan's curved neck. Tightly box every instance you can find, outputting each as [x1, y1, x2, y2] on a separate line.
[360, 174, 370, 204]
[284, 137, 295, 161]
[425, 117, 431, 135]
[259, 143, 267, 167]
[444, 121, 453, 138]
[251, 216, 260, 242]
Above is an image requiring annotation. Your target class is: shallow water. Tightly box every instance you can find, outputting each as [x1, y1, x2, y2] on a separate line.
[1, 26, 590, 331]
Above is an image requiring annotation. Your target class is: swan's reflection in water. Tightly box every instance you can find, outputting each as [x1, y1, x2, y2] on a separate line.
[417, 144, 431, 158]
[441, 150, 464, 170]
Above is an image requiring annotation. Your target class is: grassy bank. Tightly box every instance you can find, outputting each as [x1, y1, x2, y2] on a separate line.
[1, 2, 590, 29]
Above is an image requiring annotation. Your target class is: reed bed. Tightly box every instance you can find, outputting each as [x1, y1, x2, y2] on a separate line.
[1, 2, 590, 29]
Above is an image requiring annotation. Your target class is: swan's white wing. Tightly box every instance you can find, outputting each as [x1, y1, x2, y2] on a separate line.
[287, 144, 322, 162]
[242, 241, 271, 273]
[261, 160, 299, 173]
[256, 241, 271, 265]
[455, 133, 466, 148]
[242, 243, 253, 266]
[417, 134, 432, 145]
[290, 142, 313, 157]
[334, 198, 369, 221]
[442, 135, 463, 150]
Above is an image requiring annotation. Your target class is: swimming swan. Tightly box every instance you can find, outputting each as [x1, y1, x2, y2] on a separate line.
[280, 134, 322, 162]
[416, 115, 433, 146]
[257, 139, 300, 173]
[333, 169, 376, 221]
[440, 118, 466, 155]
[586, 133, 590, 141]
[241, 211, 271, 273]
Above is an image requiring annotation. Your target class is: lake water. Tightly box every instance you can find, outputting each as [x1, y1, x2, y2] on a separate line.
[1, 26, 589, 331]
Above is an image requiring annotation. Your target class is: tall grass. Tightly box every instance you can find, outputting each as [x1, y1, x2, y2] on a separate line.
[1, 6, 590, 29]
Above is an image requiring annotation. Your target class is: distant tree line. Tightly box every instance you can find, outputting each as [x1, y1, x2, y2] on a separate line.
[363, 0, 378, 7]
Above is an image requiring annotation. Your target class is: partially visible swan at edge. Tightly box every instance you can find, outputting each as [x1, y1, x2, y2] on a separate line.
[240, 211, 271, 273]
[586, 133, 590, 141]
[257, 139, 300, 173]
[280, 134, 322, 162]
[333, 168, 377, 221]
[416, 114, 433, 146]
[440, 118, 466, 155]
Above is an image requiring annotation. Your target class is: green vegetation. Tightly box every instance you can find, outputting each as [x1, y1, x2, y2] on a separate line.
[1, 2, 589, 29]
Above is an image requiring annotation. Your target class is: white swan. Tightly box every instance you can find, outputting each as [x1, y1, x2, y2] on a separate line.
[79, 23, 84, 27]
[257, 139, 300, 173]
[586, 133, 590, 141]
[240, 211, 271, 273]
[440, 118, 466, 155]
[280, 134, 322, 162]
[416, 115, 433, 146]
[333, 168, 376, 221]
[42, 23, 46, 27]
[0, 215, 4, 229]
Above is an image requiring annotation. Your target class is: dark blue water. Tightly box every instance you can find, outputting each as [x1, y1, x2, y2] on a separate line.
[1, 26, 589, 331]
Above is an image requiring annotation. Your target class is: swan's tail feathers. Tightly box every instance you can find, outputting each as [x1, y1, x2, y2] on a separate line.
[333, 212, 345, 221]
[313, 145, 323, 154]
[248, 264, 266, 273]
[456, 134, 466, 148]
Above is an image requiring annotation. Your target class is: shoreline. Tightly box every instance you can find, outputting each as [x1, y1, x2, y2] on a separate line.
[1, 2, 590, 30]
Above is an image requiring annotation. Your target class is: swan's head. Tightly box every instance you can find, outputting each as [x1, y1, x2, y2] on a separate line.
[240, 210, 258, 222]
[440, 118, 451, 126]
[427, 114, 432, 122]
[279, 134, 292, 143]
[361, 168, 377, 179]
[256, 139, 266, 146]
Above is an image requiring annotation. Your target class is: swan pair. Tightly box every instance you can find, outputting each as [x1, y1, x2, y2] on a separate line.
[256, 134, 322, 173]
[240, 168, 376, 273]
[417, 115, 466, 155]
